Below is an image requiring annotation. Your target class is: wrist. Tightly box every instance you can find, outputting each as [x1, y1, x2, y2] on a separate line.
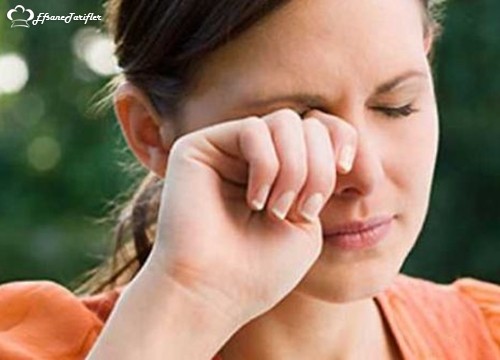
[143, 246, 246, 327]
[87, 258, 242, 359]
[141, 257, 244, 330]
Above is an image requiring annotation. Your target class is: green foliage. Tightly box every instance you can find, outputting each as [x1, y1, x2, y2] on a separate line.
[404, 0, 500, 283]
[0, 0, 499, 287]
[0, 0, 140, 285]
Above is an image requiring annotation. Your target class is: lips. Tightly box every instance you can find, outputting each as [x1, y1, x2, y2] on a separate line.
[322, 215, 395, 250]
[322, 215, 394, 236]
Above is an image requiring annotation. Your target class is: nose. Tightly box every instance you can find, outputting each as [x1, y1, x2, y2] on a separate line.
[333, 127, 384, 198]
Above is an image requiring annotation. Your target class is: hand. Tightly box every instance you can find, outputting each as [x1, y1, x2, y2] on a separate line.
[146, 108, 358, 326]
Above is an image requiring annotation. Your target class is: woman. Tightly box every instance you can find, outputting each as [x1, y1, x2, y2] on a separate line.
[0, 0, 499, 359]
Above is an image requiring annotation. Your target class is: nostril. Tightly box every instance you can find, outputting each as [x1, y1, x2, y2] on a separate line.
[335, 186, 361, 198]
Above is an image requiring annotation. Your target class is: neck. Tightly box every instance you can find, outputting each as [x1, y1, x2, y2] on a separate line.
[219, 291, 396, 360]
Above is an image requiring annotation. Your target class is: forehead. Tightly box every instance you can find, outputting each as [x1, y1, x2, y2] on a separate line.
[183, 0, 427, 118]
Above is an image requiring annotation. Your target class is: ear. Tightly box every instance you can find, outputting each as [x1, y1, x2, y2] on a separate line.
[113, 81, 176, 178]
[423, 31, 435, 57]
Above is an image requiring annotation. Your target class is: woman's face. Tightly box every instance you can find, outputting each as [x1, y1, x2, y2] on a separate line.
[173, 0, 439, 302]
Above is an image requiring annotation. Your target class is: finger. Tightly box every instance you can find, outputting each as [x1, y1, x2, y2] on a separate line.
[193, 116, 279, 211]
[306, 110, 358, 174]
[292, 117, 336, 222]
[262, 109, 308, 220]
[239, 117, 280, 210]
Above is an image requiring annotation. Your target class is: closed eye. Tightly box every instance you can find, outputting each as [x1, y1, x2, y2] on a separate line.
[296, 104, 418, 119]
[372, 104, 418, 118]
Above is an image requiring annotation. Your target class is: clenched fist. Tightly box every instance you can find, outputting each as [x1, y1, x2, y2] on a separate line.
[148, 108, 358, 326]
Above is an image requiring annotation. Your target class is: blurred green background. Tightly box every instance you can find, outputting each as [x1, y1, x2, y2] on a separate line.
[0, 0, 499, 290]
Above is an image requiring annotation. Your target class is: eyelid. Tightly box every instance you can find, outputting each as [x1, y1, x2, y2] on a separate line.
[369, 86, 424, 106]
[291, 99, 418, 118]
[369, 94, 419, 108]
[371, 103, 412, 109]
[373, 103, 419, 118]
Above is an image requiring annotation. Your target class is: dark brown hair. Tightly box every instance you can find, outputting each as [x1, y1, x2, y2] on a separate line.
[74, 0, 447, 295]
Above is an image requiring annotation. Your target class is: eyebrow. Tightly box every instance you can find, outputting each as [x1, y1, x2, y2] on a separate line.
[239, 69, 427, 109]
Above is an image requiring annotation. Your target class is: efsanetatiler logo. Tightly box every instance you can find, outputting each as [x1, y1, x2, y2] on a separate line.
[7, 5, 34, 28]
[7, 5, 102, 28]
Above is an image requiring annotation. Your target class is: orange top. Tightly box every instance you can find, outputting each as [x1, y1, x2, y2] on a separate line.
[0, 275, 499, 359]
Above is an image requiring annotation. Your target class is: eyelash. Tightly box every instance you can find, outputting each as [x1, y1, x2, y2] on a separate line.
[298, 104, 418, 119]
[373, 104, 418, 118]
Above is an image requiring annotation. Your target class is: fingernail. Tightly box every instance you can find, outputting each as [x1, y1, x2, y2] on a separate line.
[339, 145, 355, 173]
[251, 185, 271, 211]
[300, 193, 324, 222]
[271, 191, 295, 220]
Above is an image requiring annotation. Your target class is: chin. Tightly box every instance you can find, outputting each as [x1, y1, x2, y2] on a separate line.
[294, 248, 409, 304]
[293, 213, 423, 303]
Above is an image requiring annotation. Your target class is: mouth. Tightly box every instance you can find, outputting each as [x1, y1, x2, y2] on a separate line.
[322, 215, 395, 250]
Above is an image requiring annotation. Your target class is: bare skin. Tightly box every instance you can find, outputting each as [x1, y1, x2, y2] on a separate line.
[87, 0, 439, 359]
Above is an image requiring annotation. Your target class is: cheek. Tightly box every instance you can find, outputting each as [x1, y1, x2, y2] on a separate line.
[385, 107, 439, 227]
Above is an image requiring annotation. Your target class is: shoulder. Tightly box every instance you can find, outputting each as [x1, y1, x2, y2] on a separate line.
[0, 280, 121, 359]
[385, 273, 469, 305]
[381, 274, 489, 336]
[451, 277, 500, 346]
[387, 274, 500, 322]
[379, 274, 500, 358]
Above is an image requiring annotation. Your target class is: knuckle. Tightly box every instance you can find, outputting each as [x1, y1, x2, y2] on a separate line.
[242, 115, 262, 127]
[276, 107, 301, 120]
[304, 116, 323, 127]
[307, 110, 357, 141]
[305, 117, 328, 135]
[240, 124, 259, 144]
[306, 158, 336, 191]
[256, 156, 280, 177]
[269, 108, 302, 126]
[241, 116, 264, 134]
[305, 175, 335, 197]
[167, 135, 201, 166]
[241, 120, 269, 148]
[282, 160, 308, 186]
[170, 134, 194, 156]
